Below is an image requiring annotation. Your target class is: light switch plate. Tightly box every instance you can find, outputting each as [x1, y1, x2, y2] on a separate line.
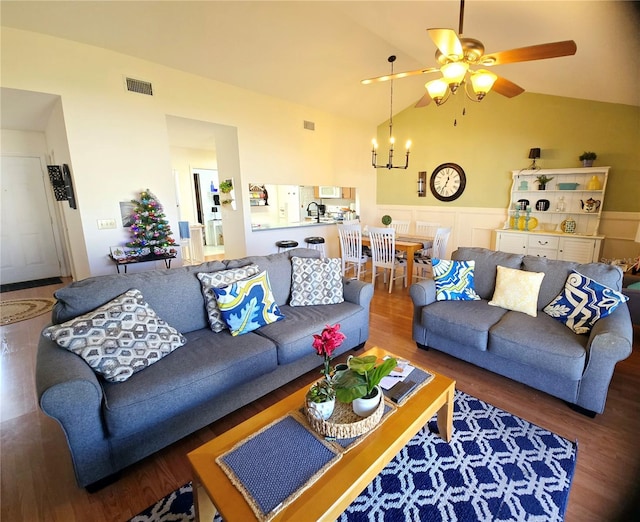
[97, 219, 117, 230]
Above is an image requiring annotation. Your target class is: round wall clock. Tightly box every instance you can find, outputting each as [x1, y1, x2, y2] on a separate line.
[430, 163, 466, 202]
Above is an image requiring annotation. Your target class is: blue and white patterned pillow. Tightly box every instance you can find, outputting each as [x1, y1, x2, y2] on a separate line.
[197, 264, 261, 332]
[543, 270, 628, 334]
[432, 259, 481, 301]
[212, 271, 284, 336]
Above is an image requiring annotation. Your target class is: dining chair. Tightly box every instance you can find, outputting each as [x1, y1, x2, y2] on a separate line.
[414, 227, 452, 281]
[342, 218, 360, 225]
[390, 220, 411, 259]
[337, 223, 368, 280]
[368, 226, 407, 293]
[390, 220, 410, 236]
[415, 221, 440, 239]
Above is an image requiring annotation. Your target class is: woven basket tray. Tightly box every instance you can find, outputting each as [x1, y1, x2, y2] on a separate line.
[305, 395, 385, 438]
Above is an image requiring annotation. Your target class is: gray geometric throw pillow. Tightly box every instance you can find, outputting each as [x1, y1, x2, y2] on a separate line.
[290, 257, 344, 306]
[42, 288, 186, 383]
[197, 264, 261, 332]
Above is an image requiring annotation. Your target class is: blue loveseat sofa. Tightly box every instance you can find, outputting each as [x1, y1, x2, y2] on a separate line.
[36, 248, 373, 488]
[410, 247, 633, 416]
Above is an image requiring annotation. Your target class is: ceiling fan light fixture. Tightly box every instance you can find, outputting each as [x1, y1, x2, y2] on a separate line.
[470, 69, 497, 99]
[426, 78, 449, 105]
[441, 61, 468, 92]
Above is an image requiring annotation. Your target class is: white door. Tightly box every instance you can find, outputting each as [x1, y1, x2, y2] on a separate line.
[1, 156, 61, 284]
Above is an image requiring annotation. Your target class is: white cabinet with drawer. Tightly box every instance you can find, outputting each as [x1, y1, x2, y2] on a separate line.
[495, 230, 603, 263]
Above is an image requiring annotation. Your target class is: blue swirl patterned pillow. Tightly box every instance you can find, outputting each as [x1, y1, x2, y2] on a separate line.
[432, 259, 481, 301]
[213, 271, 284, 336]
[543, 270, 628, 334]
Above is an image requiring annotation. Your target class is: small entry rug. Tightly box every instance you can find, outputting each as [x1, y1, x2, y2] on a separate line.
[129, 390, 577, 522]
[0, 298, 56, 325]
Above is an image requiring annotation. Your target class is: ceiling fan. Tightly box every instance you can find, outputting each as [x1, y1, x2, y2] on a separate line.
[362, 0, 577, 107]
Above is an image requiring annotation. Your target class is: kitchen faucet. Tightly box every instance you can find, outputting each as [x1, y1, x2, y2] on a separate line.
[306, 201, 320, 223]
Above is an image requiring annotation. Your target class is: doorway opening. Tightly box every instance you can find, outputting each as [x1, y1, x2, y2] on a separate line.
[192, 168, 224, 259]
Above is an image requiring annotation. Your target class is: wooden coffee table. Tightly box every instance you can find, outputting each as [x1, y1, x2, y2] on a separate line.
[187, 346, 456, 522]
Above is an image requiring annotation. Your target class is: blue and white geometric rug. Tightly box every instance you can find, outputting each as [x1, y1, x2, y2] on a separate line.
[129, 390, 577, 522]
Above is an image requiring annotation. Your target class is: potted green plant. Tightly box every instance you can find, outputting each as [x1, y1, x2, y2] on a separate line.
[333, 355, 397, 417]
[535, 175, 554, 190]
[381, 215, 392, 227]
[579, 151, 597, 167]
[219, 180, 233, 193]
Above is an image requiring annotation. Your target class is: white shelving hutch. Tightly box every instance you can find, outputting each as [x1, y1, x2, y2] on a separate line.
[495, 167, 610, 263]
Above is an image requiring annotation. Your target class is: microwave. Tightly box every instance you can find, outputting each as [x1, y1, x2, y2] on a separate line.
[318, 186, 341, 198]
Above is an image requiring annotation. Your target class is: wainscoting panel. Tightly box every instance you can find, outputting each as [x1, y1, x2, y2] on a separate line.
[373, 206, 639, 261]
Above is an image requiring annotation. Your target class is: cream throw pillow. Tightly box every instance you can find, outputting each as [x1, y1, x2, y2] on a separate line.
[488, 265, 545, 317]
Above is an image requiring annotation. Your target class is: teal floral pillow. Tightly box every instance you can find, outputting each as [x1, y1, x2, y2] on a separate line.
[543, 270, 628, 334]
[212, 271, 284, 336]
[432, 259, 481, 301]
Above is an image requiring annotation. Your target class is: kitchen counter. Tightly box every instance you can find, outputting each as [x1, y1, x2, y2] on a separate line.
[251, 219, 337, 231]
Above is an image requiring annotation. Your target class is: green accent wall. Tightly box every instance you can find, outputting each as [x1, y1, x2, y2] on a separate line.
[376, 93, 639, 212]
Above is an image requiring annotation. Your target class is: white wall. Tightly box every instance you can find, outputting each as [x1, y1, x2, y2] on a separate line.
[1, 27, 373, 278]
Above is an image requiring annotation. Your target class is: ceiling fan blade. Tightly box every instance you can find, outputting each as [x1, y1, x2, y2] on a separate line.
[481, 40, 577, 66]
[492, 75, 525, 98]
[361, 67, 438, 85]
[415, 93, 432, 108]
[428, 28, 463, 60]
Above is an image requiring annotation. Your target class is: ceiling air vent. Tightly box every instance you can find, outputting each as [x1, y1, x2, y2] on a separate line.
[303, 120, 315, 131]
[125, 77, 153, 96]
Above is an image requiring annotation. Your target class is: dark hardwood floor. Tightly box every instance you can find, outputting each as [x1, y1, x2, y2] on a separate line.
[1, 277, 638, 521]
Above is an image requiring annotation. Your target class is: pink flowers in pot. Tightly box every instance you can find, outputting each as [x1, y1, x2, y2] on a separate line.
[312, 323, 346, 380]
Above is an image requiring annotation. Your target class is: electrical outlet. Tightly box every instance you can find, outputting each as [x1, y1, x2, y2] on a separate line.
[97, 219, 117, 230]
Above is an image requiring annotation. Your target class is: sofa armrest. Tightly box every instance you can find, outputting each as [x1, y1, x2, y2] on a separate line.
[409, 280, 437, 308]
[342, 278, 374, 308]
[36, 334, 113, 487]
[576, 305, 633, 413]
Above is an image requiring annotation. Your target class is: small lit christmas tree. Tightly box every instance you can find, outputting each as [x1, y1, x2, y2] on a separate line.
[126, 189, 176, 255]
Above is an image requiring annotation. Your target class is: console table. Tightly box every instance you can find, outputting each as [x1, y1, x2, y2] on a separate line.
[108, 253, 177, 274]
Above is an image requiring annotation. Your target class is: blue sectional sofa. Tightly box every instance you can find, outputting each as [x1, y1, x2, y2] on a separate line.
[410, 247, 633, 416]
[36, 249, 373, 488]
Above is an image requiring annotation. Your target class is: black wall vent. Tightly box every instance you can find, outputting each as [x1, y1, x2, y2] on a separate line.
[303, 120, 315, 131]
[126, 77, 153, 96]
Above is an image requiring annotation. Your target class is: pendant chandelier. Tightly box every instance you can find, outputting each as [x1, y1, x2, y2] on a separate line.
[371, 56, 411, 170]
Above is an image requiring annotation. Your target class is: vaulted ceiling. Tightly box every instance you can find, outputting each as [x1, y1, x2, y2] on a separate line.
[2, 1, 639, 126]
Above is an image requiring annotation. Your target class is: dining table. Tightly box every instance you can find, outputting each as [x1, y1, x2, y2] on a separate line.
[360, 234, 430, 286]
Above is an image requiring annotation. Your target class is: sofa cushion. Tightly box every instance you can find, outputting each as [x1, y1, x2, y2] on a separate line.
[522, 256, 578, 309]
[543, 270, 628, 334]
[420, 300, 508, 351]
[488, 311, 587, 380]
[52, 260, 227, 333]
[256, 301, 365, 365]
[197, 264, 261, 332]
[488, 265, 545, 317]
[225, 249, 321, 307]
[213, 271, 285, 336]
[290, 257, 344, 306]
[102, 329, 278, 437]
[43, 289, 187, 383]
[453, 247, 523, 300]
[432, 259, 481, 301]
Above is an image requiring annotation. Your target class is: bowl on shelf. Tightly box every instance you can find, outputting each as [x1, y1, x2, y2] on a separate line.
[539, 223, 557, 232]
[558, 182, 580, 190]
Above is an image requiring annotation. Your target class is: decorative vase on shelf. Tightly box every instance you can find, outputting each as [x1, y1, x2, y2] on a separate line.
[582, 160, 594, 167]
[587, 175, 601, 190]
[352, 386, 382, 417]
